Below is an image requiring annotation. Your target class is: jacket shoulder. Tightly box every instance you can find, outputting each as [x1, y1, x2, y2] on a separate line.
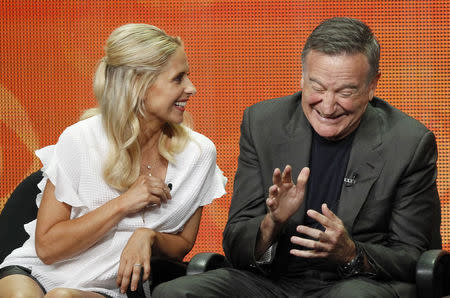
[247, 92, 301, 113]
[369, 97, 431, 137]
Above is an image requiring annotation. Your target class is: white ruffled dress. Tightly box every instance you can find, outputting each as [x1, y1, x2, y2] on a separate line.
[0, 115, 227, 297]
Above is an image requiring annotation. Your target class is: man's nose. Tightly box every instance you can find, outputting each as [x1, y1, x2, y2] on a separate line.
[321, 92, 336, 115]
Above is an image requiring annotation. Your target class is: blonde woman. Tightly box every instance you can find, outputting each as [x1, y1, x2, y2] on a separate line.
[0, 23, 226, 298]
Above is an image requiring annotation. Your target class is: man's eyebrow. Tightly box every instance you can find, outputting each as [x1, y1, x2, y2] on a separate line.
[310, 77, 359, 90]
[337, 84, 358, 90]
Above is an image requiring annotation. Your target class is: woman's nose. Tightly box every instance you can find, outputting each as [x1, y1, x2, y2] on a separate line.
[185, 78, 196, 96]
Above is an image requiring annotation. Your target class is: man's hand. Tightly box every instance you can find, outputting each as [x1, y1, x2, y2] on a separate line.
[255, 166, 310, 259]
[266, 166, 310, 224]
[289, 203, 356, 264]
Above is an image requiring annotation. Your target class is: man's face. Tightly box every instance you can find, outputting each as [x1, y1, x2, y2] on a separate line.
[301, 50, 379, 141]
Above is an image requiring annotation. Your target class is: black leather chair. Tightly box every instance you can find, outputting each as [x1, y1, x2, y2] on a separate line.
[191, 244, 450, 297]
[0, 170, 42, 263]
[1, 170, 448, 297]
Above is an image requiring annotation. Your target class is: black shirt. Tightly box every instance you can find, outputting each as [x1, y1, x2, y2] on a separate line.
[282, 129, 357, 276]
[304, 129, 356, 230]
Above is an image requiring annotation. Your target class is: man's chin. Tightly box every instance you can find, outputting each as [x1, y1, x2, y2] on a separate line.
[313, 127, 344, 141]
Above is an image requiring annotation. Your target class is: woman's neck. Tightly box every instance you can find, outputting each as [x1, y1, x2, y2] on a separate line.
[139, 117, 165, 149]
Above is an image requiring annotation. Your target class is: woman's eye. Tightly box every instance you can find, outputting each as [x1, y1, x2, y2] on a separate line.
[173, 73, 185, 83]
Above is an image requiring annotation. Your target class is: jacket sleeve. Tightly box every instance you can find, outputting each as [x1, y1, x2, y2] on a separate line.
[222, 107, 269, 272]
[360, 130, 440, 282]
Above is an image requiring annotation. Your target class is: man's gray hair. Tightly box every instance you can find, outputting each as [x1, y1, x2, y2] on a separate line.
[301, 17, 380, 81]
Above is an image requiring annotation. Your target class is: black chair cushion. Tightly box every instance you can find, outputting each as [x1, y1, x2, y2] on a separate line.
[0, 170, 43, 263]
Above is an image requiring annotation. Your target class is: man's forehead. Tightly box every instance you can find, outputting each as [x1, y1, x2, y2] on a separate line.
[302, 51, 371, 81]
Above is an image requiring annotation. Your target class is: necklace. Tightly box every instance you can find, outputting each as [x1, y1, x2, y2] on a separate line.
[142, 165, 152, 223]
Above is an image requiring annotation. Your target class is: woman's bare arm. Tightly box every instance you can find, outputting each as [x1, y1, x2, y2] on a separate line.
[35, 175, 171, 265]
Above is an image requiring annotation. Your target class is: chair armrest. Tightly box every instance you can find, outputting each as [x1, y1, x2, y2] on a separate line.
[128, 254, 229, 297]
[416, 249, 450, 298]
[187, 252, 231, 275]
[150, 256, 187, 288]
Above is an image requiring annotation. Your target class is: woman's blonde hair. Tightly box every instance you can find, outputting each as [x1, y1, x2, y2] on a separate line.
[82, 23, 191, 191]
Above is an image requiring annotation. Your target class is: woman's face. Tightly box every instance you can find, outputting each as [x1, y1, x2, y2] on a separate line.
[143, 46, 196, 125]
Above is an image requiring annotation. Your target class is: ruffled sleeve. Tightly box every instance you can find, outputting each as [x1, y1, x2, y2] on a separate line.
[195, 137, 227, 207]
[35, 125, 84, 209]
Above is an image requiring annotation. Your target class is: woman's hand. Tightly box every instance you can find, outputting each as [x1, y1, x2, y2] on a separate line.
[117, 228, 156, 293]
[120, 175, 172, 214]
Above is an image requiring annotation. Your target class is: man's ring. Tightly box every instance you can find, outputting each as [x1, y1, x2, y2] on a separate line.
[133, 264, 142, 267]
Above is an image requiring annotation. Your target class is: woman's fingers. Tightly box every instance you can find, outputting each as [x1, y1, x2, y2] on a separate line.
[145, 177, 172, 203]
[118, 228, 153, 293]
[116, 260, 125, 287]
[149, 185, 170, 204]
[119, 262, 133, 293]
[142, 260, 151, 282]
[118, 261, 145, 293]
[130, 263, 142, 292]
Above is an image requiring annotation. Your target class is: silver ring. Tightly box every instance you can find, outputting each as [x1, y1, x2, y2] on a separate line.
[133, 264, 142, 267]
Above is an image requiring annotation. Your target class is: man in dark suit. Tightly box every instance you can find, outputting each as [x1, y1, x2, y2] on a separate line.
[153, 17, 439, 297]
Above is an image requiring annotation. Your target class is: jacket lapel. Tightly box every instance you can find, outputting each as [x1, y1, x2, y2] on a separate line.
[273, 100, 312, 225]
[271, 97, 312, 276]
[337, 104, 386, 232]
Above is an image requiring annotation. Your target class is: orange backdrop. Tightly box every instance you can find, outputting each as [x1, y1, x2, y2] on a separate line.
[1, 0, 449, 258]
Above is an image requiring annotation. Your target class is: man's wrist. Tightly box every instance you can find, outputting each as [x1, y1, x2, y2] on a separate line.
[255, 215, 282, 259]
[338, 242, 364, 278]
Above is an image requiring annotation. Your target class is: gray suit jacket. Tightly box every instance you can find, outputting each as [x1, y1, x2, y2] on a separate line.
[223, 92, 440, 294]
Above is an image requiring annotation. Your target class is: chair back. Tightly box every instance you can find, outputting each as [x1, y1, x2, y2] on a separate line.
[0, 170, 43, 263]
[429, 188, 442, 250]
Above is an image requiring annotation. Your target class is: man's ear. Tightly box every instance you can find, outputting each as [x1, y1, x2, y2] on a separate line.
[368, 72, 381, 100]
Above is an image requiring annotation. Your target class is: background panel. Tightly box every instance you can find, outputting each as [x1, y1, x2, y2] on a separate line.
[1, 0, 448, 258]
